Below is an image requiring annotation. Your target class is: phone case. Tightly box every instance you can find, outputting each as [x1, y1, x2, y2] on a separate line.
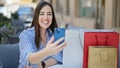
[54, 28, 65, 44]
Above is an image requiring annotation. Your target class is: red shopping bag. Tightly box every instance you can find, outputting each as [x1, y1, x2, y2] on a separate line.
[83, 32, 119, 68]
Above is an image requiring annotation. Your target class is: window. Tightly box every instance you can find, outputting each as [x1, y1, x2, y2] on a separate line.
[113, 0, 120, 28]
[66, 0, 69, 16]
[75, 0, 96, 18]
[56, 0, 62, 13]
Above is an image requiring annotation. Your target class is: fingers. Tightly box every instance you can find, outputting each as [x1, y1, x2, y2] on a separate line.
[48, 36, 54, 44]
[55, 41, 67, 52]
[53, 37, 65, 45]
[47, 36, 67, 55]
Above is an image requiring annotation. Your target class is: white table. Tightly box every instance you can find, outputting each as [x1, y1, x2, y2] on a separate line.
[47, 64, 63, 68]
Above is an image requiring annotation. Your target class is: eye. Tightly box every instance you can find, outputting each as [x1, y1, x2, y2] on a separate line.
[39, 13, 44, 15]
[48, 13, 52, 16]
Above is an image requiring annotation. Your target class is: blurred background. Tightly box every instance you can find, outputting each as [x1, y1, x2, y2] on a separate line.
[0, 0, 120, 44]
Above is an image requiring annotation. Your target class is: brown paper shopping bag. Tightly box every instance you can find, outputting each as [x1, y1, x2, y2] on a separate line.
[88, 46, 117, 68]
[83, 32, 119, 68]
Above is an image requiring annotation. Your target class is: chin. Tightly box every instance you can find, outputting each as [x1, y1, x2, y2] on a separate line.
[41, 26, 49, 29]
[40, 24, 51, 29]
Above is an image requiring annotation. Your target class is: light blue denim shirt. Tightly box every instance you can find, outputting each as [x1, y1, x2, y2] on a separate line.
[18, 27, 62, 68]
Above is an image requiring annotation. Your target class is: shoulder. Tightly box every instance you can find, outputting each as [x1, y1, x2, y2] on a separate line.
[19, 27, 35, 39]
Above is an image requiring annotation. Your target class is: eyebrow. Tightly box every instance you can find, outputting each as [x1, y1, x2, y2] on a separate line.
[48, 12, 52, 13]
[40, 11, 52, 14]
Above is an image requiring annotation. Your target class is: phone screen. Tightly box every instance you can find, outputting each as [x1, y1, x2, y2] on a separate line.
[54, 28, 65, 44]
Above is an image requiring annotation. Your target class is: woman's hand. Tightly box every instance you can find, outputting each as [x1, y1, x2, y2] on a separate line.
[44, 36, 67, 56]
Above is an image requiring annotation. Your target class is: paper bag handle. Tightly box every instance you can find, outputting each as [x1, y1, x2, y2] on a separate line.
[95, 35, 109, 46]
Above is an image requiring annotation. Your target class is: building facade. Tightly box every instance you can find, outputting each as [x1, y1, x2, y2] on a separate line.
[44, 0, 120, 33]
[1, 0, 119, 32]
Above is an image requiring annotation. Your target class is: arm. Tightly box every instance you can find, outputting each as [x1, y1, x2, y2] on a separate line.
[19, 31, 37, 68]
[37, 58, 57, 68]
[28, 36, 66, 64]
[37, 51, 63, 68]
[37, 50, 63, 68]
[19, 31, 66, 67]
[44, 58, 57, 67]
[19, 31, 50, 67]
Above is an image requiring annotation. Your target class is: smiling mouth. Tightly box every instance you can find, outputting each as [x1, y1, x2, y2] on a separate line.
[42, 21, 49, 25]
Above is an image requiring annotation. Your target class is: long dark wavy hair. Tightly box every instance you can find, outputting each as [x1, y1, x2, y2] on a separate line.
[31, 1, 58, 49]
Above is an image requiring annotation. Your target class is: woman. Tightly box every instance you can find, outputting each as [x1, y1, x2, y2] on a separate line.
[18, 1, 66, 68]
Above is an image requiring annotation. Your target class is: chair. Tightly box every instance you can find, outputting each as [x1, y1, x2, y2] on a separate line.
[0, 44, 20, 68]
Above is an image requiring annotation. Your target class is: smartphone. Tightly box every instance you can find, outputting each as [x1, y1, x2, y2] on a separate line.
[54, 28, 65, 44]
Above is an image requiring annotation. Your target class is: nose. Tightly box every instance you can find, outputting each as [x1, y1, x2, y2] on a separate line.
[44, 14, 48, 20]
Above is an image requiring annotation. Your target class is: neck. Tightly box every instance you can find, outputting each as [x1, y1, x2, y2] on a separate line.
[41, 28, 47, 37]
[40, 28, 47, 46]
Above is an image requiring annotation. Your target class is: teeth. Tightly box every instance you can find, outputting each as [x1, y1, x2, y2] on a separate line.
[42, 22, 48, 25]
[43, 21, 48, 24]
[44, 22, 47, 23]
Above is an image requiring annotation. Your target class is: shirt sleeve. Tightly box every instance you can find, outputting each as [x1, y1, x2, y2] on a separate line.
[18, 31, 37, 68]
[51, 51, 63, 64]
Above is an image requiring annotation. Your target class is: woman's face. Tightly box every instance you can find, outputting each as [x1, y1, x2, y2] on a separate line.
[39, 5, 53, 29]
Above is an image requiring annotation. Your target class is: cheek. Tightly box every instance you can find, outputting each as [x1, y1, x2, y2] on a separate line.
[38, 16, 42, 21]
[50, 18, 52, 22]
[38, 19, 42, 27]
[50, 16, 53, 22]
[38, 17, 42, 24]
[49, 17, 53, 24]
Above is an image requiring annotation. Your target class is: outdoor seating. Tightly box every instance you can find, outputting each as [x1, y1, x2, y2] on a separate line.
[0, 44, 19, 68]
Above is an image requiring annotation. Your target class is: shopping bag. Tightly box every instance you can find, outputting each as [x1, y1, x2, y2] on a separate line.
[83, 32, 119, 68]
[63, 30, 83, 68]
[88, 46, 117, 68]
